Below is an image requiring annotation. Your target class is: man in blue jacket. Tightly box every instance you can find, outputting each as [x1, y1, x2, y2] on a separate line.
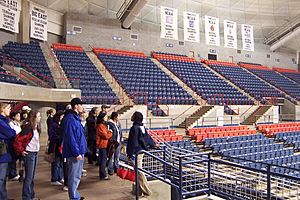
[62, 98, 87, 200]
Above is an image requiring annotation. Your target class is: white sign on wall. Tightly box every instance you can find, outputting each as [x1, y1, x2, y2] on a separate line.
[205, 16, 220, 46]
[224, 20, 237, 49]
[30, 3, 48, 41]
[183, 11, 199, 43]
[242, 24, 254, 51]
[160, 6, 178, 40]
[0, 0, 21, 33]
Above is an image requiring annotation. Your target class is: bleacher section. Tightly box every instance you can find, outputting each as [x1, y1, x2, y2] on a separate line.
[241, 64, 300, 101]
[94, 48, 196, 105]
[154, 53, 254, 105]
[273, 67, 300, 85]
[3, 41, 54, 86]
[188, 125, 256, 142]
[52, 44, 119, 104]
[204, 133, 300, 177]
[204, 60, 284, 102]
[257, 122, 300, 137]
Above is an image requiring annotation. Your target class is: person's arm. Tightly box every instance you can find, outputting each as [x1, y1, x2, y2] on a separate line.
[0, 120, 16, 140]
[97, 125, 112, 140]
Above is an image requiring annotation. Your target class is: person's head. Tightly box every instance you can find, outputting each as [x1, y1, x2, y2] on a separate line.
[131, 111, 143, 123]
[0, 102, 11, 117]
[65, 104, 72, 110]
[21, 110, 28, 121]
[53, 110, 64, 124]
[101, 104, 110, 113]
[96, 112, 108, 125]
[46, 109, 56, 117]
[90, 107, 100, 117]
[70, 98, 84, 114]
[22, 105, 31, 114]
[110, 112, 119, 122]
[10, 111, 21, 122]
[80, 110, 88, 121]
[25, 110, 41, 132]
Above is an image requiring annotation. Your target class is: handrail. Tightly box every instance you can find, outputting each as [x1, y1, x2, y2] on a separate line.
[116, 0, 134, 20]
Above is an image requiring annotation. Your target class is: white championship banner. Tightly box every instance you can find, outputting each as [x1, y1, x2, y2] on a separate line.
[30, 3, 48, 41]
[183, 11, 199, 43]
[160, 6, 178, 40]
[205, 15, 220, 46]
[0, 0, 21, 33]
[224, 20, 237, 49]
[242, 24, 254, 51]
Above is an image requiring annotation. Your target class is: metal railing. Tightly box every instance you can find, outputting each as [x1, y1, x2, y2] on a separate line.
[116, 0, 134, 20]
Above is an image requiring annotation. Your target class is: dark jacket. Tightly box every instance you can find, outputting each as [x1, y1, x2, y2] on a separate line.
[126, 122, 155, 159]
[13, 125, 33, 156]
[0, 115, 16, 162]
[62, 110, 87, 158]
[107, 120, 122, 143]
[48, 121, 63, 157]
[86, 115, 97, 141]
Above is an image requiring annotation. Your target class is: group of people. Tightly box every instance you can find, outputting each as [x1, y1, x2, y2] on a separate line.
[0, 97, 157, 200]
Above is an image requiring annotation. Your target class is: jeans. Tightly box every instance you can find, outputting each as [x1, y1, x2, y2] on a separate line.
[23, 152, 38, 200]
[67, 156, 84, 200]
[98, 148, 107, 178]
[51, 159, 63, 182]
[0, 162, 8, 200]
[7, 161, 17, 179]
[108, 144, 121, 174]
[87, 140, 96, 163]
[63, 158, 68, 187]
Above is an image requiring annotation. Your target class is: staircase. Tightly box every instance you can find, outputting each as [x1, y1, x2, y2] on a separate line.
[40, 42, 71, 89]
[117, 105, 133, 115]
[201, 63, 259, 105]
[151, 58, 205, 105]
[178, 106, 214, 129]
[86, 51, 134, 105]
[241, 105, 272, 125]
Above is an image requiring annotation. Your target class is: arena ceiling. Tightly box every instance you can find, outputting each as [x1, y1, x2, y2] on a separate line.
[32, 0, 300, 51]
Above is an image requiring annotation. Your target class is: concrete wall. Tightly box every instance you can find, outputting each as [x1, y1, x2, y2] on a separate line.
[65, 13, 298, 70]
[0, 30, 17, 47]
[257, 106, 279, 124]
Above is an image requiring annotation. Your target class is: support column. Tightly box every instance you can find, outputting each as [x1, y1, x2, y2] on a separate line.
[18, 0, 30, 43]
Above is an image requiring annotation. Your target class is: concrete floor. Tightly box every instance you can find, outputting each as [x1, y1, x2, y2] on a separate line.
[7, 155, 134, 200]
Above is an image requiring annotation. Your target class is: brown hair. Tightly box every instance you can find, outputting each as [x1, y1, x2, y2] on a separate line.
[46, 109, 55, 116]
[22, 110, 41, 133]
[0, 102, 9, 113]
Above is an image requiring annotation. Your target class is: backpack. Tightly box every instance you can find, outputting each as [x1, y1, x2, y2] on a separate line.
[13, 126, 33, 156]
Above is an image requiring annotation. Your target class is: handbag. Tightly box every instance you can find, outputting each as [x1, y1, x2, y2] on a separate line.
[0, 140, 7, 155]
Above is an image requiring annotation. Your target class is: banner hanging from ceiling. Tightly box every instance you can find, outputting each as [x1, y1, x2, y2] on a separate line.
[242, 24, 254, 51]
[224, 20, 237, 49]
[30, 3, 48, 41]
[205, 16, 220, 46]
[160, 6, 178, 40]
[0, 0, 21, 33]
[183, 11, 199, 43]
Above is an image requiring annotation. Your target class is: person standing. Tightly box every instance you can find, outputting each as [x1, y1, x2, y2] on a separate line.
[126, 111, 156, 197]
[62, 98, 87, 200]
[14, 110, 41, 200]
[86, 107, 99, 165]
[107, 112, 122, 175]
[8, 111, 21, 181]
[95, 112, 112, 180]
[0, 103, 16, 200]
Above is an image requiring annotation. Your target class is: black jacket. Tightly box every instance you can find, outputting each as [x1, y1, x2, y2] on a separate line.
[86, 115, 97, 141]
[126, 122, 155, 158]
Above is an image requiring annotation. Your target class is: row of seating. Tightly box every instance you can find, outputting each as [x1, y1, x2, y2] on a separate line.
[96, 49, 196, 105]
[194, 130, 257, 143]
[52, 44, 119, 104]
[188, 125, 249, 135]
[167, 140, 200, 152]
[3, 41, 54, 87]
[149, 129, 184, 142]
[258, 122, 300, 137]
[93, 48, 146, 58]
[153, 53, 196, 62]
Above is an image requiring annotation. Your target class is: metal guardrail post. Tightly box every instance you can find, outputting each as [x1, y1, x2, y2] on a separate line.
[179, 157, 183, 200]
[267, 164, 271, 200]
[208, 154, 211, 196]
[163, 145, 166, 180]
[135, 155, 139, 200]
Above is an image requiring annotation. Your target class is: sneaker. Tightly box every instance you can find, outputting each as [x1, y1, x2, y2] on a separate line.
[80, 197, 85, 200]
[9, 175, 20, 181]
[59, 179, 64, 184]
[62, 186, 68, 191]
[82, 169, 87, 173]
[100, 176, 109, 180]
[51, 181, 63, 186]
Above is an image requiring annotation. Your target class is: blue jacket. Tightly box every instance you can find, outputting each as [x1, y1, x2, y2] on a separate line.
[62, 110, 87, 158]
[126, 122, 155, 158]
[0, 115, 16, 163]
